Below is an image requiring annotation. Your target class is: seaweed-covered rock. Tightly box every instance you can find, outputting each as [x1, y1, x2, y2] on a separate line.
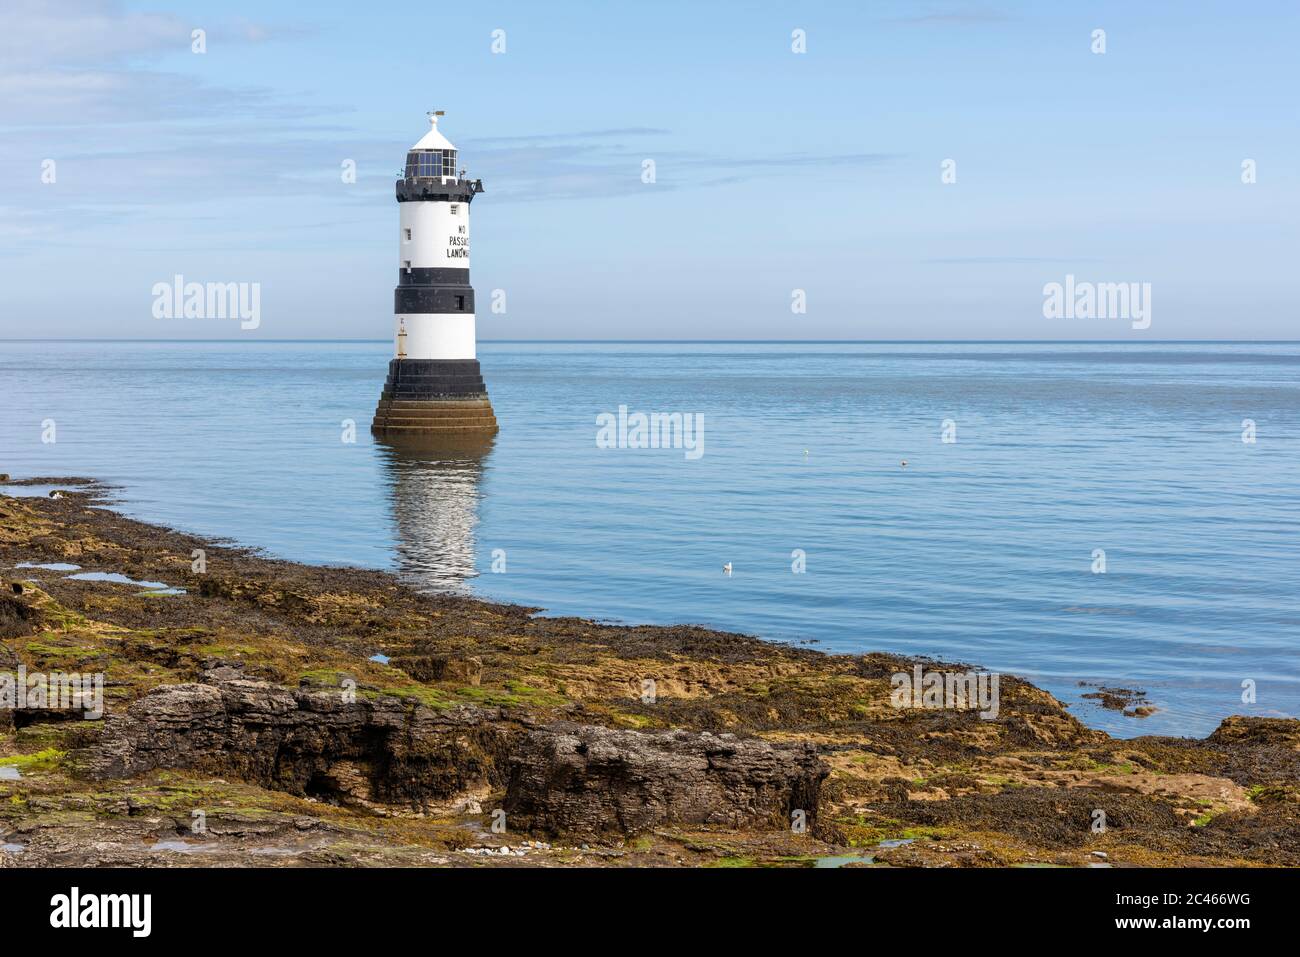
[391, 653, 482, 686]
[1208, 716, 1300, 750]
[0, 592, 40, 640]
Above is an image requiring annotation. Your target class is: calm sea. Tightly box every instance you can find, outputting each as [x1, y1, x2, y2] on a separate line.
[3, 340, 1297, 738]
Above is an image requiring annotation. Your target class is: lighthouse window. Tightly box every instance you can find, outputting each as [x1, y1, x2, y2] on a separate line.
[406, 151, 443, 178]
[403, 260, 411, 272]
[455, 295, 465, 311]
[404, 149, 460, 179]
[403, 228, 412, 241]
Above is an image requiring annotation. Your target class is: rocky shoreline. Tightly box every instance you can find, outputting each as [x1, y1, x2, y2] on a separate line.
[2, 479, 1297, 867]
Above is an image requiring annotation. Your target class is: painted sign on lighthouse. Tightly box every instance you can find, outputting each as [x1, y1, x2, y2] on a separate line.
[372, 112, 498, 440]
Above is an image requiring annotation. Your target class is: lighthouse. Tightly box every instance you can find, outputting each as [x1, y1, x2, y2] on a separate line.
[372, 112, 498, 440]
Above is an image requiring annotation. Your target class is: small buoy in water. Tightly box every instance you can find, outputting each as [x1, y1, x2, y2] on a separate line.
[722, 562, 732, 576]
[900, 460, 908, 468]
[803, 449, 809, 457]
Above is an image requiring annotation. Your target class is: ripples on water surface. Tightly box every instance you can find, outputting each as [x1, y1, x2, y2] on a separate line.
[2, 340, 1297, 738]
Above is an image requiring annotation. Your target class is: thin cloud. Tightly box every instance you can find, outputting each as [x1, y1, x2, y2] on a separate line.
[467, 128, 670, 145]
[0, 3, 896, 247]
[0, 0, 309, 125]
[925, 256, 1106, 265]
[0, 0, 186, 69]
[693, 152, 897, 170]
[474, 133, 899, 201]
[889, 5, 1013, 26]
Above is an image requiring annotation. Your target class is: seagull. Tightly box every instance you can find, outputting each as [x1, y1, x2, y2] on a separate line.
[900, 460, 908, 469]
[722, 562, 732, 576]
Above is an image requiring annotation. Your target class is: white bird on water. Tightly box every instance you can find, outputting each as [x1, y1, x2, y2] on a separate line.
[722, 562, 732, 576]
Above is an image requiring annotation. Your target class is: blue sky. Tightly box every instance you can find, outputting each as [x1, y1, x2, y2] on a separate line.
[1, 0, 1296, 340]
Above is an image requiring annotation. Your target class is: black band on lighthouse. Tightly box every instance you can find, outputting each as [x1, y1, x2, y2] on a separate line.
[395, 180, 481, 204]
[394, 286, 476, 313]
[378, 358, 489, 400]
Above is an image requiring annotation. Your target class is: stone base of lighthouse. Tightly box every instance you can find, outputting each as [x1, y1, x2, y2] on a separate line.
[371, 358, 498, 440]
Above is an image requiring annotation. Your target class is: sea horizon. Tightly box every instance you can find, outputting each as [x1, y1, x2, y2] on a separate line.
[7, 338, 1300, 344]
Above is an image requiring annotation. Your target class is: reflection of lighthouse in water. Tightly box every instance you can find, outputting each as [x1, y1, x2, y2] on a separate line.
[378, 441, 492, 594]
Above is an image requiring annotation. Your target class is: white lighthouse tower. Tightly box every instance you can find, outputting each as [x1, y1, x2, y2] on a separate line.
[372, 111, 498, 440]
